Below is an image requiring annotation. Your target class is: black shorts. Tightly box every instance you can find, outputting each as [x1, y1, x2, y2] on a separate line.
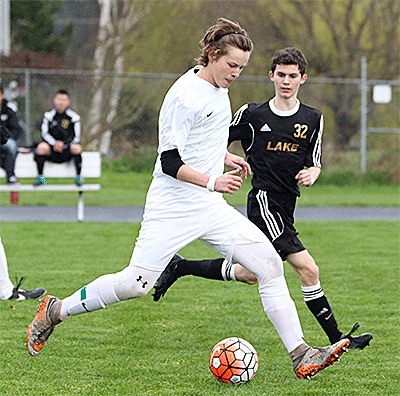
[48, 148, 73, 163]
[246, 188, 305, 260]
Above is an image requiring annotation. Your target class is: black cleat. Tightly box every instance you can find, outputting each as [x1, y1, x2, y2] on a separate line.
[341, 323, 373, 350]
[153, 254, 183, 302]
[8, 277, 46, 301]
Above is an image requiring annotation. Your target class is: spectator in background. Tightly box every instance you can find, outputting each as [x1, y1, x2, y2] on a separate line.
[0, 126, 46, 301]
[33, 89, 83, 186]
[0, 85, 24, 184]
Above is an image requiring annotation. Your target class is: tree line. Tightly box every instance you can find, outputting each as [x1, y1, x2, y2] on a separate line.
[9, 0, 400, 153]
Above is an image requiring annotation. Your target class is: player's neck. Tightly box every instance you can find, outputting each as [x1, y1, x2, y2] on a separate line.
[272, 96, 298, 112]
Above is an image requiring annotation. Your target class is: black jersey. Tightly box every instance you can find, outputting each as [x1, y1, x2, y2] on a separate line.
[229, 99, 323, 196]
[0, 98, 23, 140]
[41, 108, 81, 148]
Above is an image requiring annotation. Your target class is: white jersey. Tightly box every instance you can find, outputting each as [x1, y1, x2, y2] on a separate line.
[149, 66, 231, 202]
[131, 65, 268, 272]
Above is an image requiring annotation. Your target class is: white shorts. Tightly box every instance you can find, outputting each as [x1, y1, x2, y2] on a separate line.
[129, 183, 268, 271]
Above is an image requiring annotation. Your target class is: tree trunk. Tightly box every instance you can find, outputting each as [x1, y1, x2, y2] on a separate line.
[86, 0, 149, 153]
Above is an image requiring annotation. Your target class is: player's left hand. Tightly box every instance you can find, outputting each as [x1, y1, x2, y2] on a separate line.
[295, 169, 315, 186]
[224, 151, 252, 179]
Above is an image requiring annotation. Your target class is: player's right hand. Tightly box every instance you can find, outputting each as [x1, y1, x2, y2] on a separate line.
[214, 169, 243, 194]
[53, 140, 64, 153]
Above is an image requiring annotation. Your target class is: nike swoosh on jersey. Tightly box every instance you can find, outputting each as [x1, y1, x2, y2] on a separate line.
[207, 111, 214, 117]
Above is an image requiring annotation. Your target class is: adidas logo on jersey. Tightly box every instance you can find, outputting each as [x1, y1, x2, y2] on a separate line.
[260, 123, 271, 132]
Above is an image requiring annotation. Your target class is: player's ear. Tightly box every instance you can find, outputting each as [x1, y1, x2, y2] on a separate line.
[208, 49, 221, 63]
[300, 73, 307, 84]
[268, 70, 274, 81]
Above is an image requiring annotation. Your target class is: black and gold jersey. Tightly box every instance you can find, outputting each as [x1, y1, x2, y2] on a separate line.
[41, 108, 81, 148]
[229, 98, 323, 196]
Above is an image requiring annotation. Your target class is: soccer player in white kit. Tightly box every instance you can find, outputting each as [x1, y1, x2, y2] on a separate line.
[26, 18, 349, 379]
[0, 237, 46, 301]
[0, 126, 46, 301]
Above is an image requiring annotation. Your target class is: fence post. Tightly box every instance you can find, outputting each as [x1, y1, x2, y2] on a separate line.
[24, 68, 31, 145]
[360, 56, 368, 175]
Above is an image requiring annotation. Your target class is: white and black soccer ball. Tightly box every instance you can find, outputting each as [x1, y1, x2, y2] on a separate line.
[209, 337, 259, 384]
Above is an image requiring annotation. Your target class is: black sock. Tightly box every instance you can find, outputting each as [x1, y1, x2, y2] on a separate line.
[176, 258, 225, 281]
[34, 154, 47, 174]
[305, 295, 343, 343]
[73, 153, 82, 175]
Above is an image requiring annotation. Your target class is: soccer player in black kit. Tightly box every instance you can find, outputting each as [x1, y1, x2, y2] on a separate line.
[33, 89, 83, 186]
[153, 47, 373, 350]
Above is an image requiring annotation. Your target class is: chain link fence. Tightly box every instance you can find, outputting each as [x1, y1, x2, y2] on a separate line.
[1, 67, 399, 178]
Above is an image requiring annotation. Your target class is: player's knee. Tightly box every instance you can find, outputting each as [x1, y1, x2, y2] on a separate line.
[70, 144, 82, 155]
[36, 142, 50, 155]
[113, 266, 158, 300]
[251, 254, 283, 284]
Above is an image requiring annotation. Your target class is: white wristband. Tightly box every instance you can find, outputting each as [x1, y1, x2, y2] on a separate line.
[206, 175, 217, 192]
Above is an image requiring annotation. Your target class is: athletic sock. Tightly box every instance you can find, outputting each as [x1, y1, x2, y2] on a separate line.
[34, 154, 47, 174]
[60, 274, 119, 318]
[260, 275, 304, 352]
[176, 258, 225, 280]
[302, 282, 342, 343]
[221, 260, 236, 281]
[73, 153, 82, 175]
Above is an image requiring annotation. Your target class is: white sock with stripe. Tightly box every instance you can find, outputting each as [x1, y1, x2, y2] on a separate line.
[221, 260, 236, 281]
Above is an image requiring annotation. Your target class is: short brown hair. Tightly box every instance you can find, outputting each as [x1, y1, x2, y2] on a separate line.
[56, 89, 69, 96]
[270, 47, 308, 75]
[197, 18, 253, 66]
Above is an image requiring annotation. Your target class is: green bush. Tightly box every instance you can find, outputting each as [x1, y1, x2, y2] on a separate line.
[103, 148, 158, 173]
[318, 170, 392, 185]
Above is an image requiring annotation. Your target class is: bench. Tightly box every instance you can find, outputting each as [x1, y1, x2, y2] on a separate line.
[0, 151, 101, 222]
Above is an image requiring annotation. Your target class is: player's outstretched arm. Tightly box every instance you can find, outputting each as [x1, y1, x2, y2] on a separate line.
[176, 165, 243, 194]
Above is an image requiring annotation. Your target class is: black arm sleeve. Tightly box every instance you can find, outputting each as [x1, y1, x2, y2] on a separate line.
[160, 148, 185, 179]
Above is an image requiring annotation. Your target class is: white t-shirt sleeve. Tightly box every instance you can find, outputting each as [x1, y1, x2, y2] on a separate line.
[159, 91, 198, 156]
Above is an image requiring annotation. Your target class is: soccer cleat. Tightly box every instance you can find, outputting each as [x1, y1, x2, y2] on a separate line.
[294, 339, 350, 379]
[25, 295, 62, 356]
[74, 175, 84, 186]
[33, 175, 46, 186]
[341, 323, 373, 350]
[8, 277, 46, 301]
[153, 254, 183, 302]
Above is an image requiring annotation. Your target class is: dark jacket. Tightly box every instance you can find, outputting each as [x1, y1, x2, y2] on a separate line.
[0, 125, 10, 145]
[0, 99, 23, 140]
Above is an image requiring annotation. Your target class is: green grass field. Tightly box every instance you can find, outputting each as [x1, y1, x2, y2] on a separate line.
[0, 221, 398, 396]
[0, 170, 399, 207]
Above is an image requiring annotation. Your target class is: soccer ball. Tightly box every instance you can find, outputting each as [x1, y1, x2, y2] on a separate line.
[209, 337, 259, 384]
